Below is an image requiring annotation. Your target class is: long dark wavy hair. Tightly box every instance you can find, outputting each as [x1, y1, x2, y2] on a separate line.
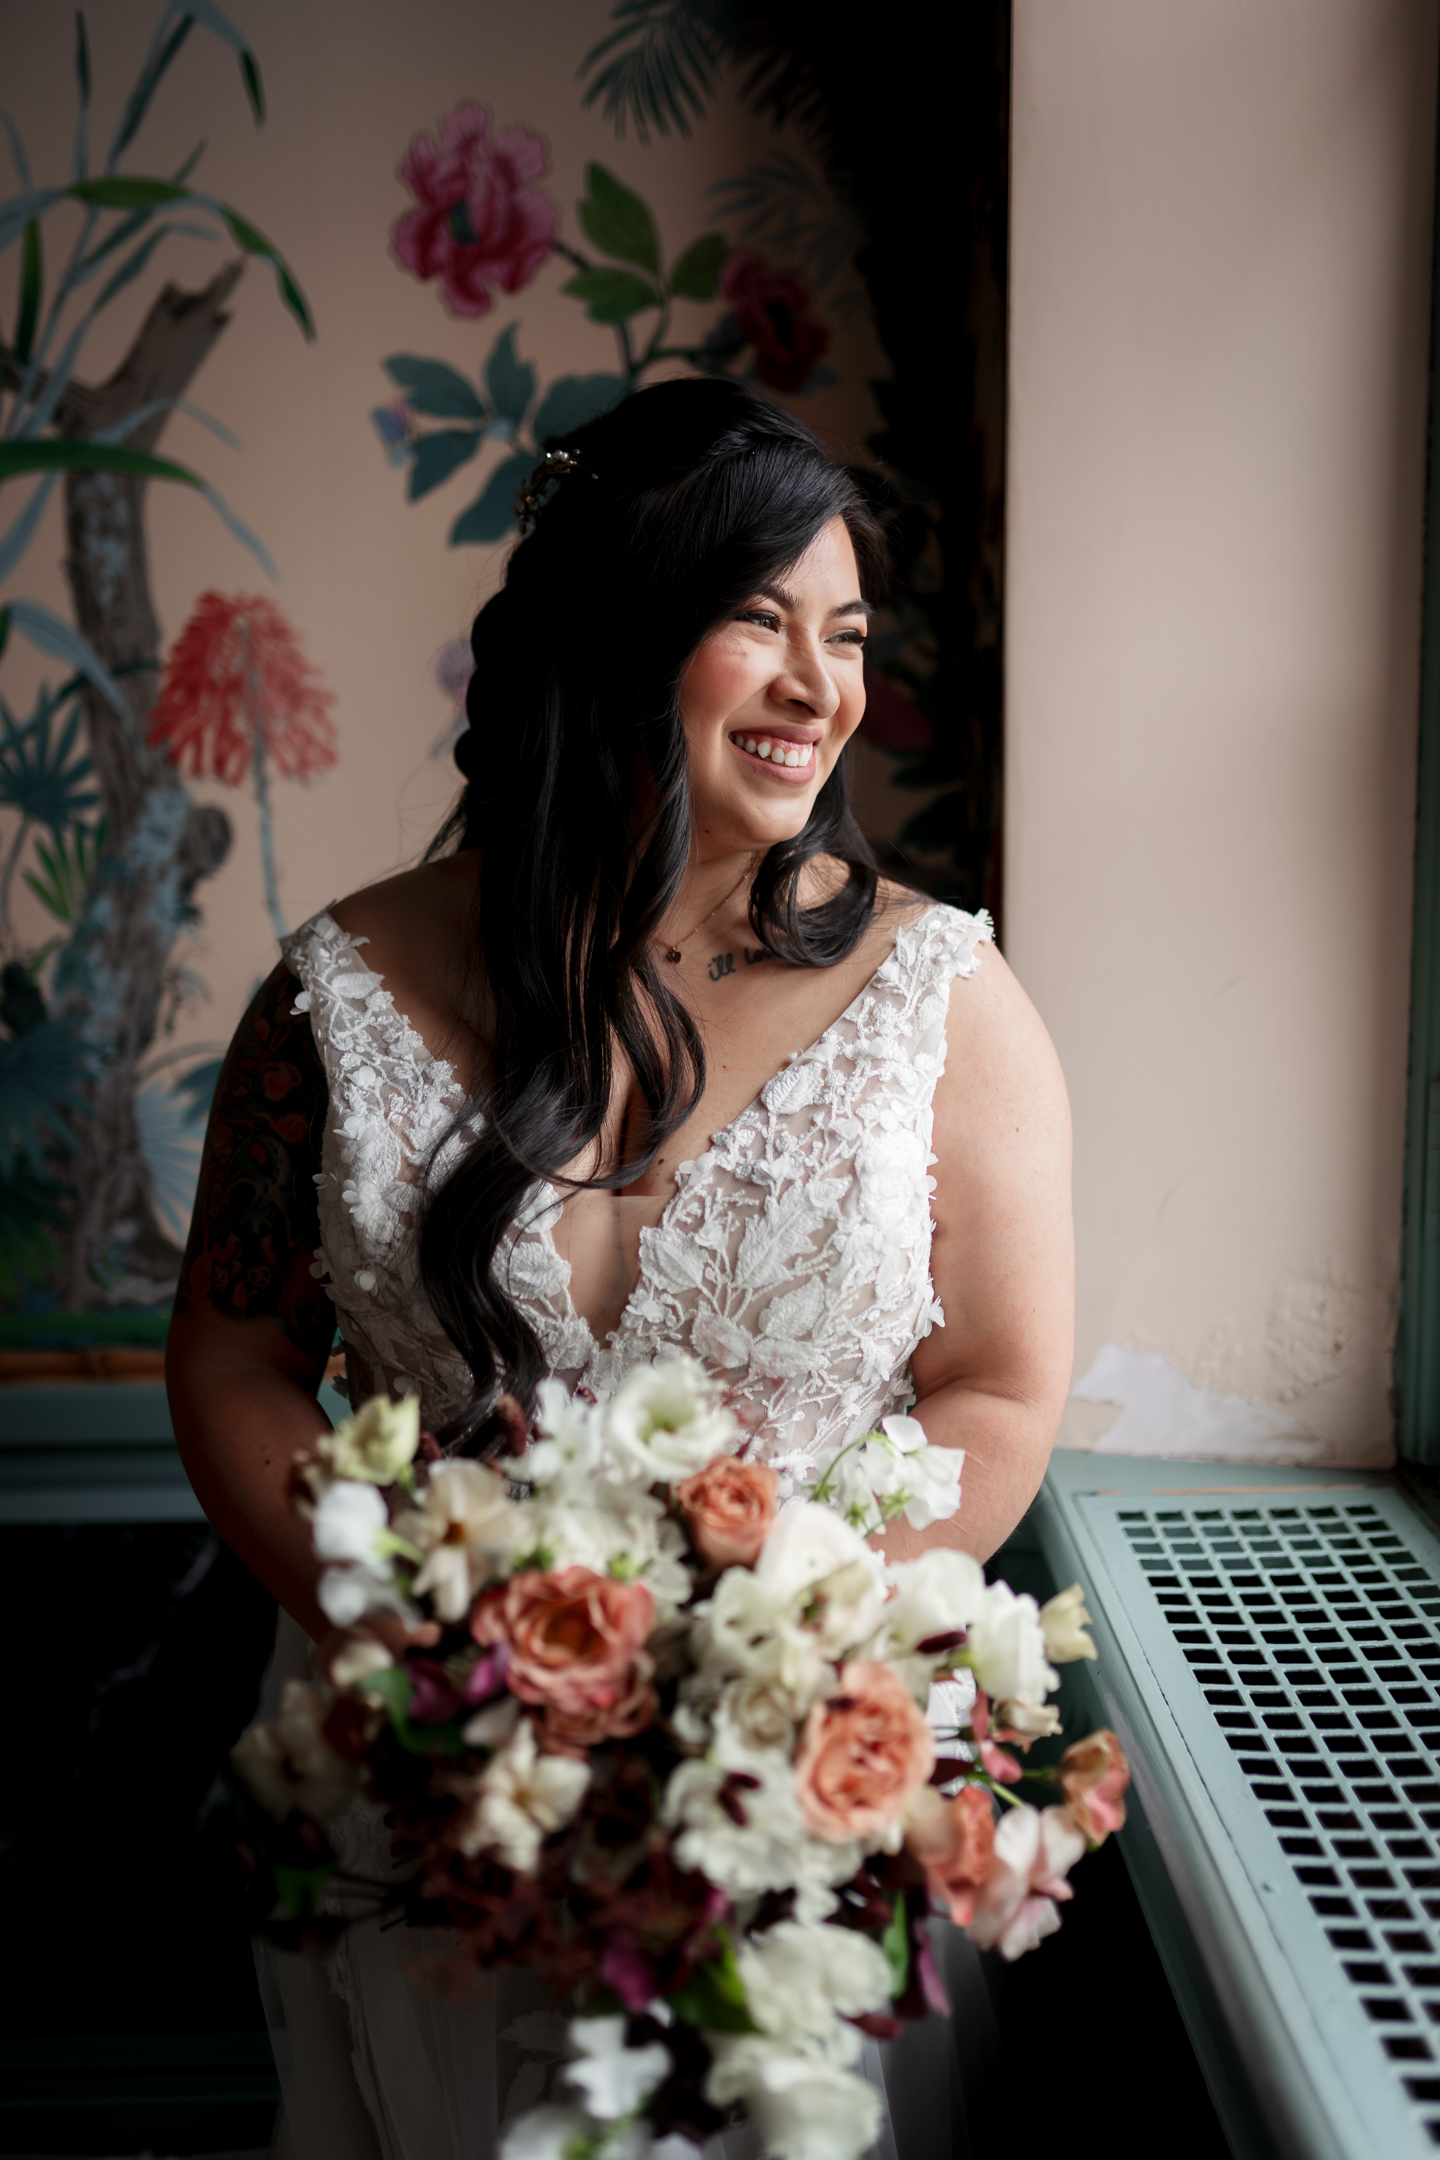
[420, 377, 888, 1445]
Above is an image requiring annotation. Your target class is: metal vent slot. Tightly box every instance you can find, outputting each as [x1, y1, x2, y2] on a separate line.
[1098, 1495, 1440, 2148]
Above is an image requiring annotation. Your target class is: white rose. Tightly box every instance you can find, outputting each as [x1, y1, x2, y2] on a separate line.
[602, 1356, 737, 1485]
[755, 1504, 889, 1656]
[399, 1460, 525, 1623]
[318, 1393, 419, 1485]
[706, 2040, 882, 2160]
[737, 1922, 892, 2063]
[965, 1582, 1058, 1709]
[1040, 1582, 1099, 1664]
[713, 1675, 808, 1754]
[231, 1680, 357, 1822]
[452, 1719, 589, 1874]
[563, 2016, 670, 2121]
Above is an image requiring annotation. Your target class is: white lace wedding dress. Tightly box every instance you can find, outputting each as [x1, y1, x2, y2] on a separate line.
[255, 900, 998, 2160]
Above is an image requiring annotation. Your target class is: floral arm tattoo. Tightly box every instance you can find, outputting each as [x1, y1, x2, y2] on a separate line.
[176, 961, 336, 1363]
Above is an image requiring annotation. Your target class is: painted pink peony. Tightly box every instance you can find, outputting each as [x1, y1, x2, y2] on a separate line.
[721, 250, 830, 393]
[472, 1566, 655, 1740]
[393, 102, 558, 318]
[794, 1660, 935, 1841]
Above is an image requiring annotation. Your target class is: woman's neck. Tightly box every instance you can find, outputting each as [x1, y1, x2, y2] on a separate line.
[656, 851, 758, 962]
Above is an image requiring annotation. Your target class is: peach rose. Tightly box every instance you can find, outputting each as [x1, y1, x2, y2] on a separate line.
[541, 1670, 659, 1757]
[905, 1783, 996, 1926]
[1059, 1728, 1130, 1843]
[794, 1660, 936, 1842]
[676, 1455, 778, 1568]
[473, 1566, 655, 1727]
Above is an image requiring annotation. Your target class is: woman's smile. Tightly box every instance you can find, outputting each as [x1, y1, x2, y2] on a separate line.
[727, 726, 820, 781]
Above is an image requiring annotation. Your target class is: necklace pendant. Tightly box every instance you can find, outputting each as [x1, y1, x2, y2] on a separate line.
[664, 946, 682, 964]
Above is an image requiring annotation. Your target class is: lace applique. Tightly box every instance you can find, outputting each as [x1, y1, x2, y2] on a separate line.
[283, 904, 990, 1473]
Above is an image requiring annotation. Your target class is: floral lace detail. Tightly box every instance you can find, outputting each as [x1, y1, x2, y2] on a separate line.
[283, 904, 990, 1474]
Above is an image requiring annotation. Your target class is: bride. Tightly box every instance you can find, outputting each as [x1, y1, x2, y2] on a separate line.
[167, 378, 1073, 2159]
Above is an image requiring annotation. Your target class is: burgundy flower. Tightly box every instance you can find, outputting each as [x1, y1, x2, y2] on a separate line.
[393, 102, 558, 318]
[720, 250, 830, 394]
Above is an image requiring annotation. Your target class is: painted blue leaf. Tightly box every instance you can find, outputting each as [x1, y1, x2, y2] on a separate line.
[6, 603, 129, 722]
[484, 326, 536, 426]
[0, 1019, 88, 1178]
[0, 473, 57, 586]
[135, 1075, 204, 1242]
[531, 373, 627, 443]
[408, 428, 482, 502]
[449, 451, 534, 545]
[382, 354, 485, 421]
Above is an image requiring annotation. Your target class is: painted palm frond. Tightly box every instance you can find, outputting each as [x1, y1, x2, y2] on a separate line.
[578, 0, 729, 142]
[0, 685, 98, 832]
[134, 1070, 205, 1244]
[0, 1163, 66, 1299]
[708, 156, 864, 305]
[0, 1016, 88, 1177]
[22, 818, 104, 925]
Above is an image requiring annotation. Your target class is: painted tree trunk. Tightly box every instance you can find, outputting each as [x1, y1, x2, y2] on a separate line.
[51, 264, 242, 1306]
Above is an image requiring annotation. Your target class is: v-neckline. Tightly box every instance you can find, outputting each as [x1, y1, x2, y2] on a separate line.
[311, 902, 944, 1363]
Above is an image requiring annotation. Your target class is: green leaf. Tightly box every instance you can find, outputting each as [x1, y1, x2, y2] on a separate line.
[240, 48, 264, 123]
[382, 354, 485, 421]
[484, 326, 535, 426]
[532, 372, 627, 442]
[356, 1664, 464, 1755]
[0, 1166, 66, 1300]
[408, 428, 481, 502]
[579, 0, 725, 145]
[0, 440, 201, 487]
[562, 267, 658, 325]
[107, 16, 192, 167]
[15, 220, 41, 364]
[669, 232, 727, 301]
[667, 1929, 756, 2035]
[0, 607, 9, 665]
[71, 175, 187, 210]
[882, 1891, 910, 1999]
[23, 820, 104, 925]
[449, 450, 534, 545]
[579, 163, 661, 274]
[274, 1861, 337, 1920]
[75, 12, 91, 104]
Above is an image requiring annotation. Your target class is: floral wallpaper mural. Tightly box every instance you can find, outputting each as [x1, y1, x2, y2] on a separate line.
[0, 4, 319, 1339]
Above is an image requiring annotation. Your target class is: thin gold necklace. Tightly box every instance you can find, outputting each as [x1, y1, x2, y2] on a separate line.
[662, 862, 754, 964]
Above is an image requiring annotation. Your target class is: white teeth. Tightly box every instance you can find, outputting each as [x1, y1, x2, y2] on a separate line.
[784, 747, 801, 767]
[744, 737, 757, 753]
[757, 740, 772, 759]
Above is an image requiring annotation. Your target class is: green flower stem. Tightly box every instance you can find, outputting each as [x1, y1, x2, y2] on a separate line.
[974, 1772, 1025, 1808]
[551, 237, 636, 381]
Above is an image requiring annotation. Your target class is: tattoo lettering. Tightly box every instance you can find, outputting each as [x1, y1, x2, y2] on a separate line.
[176, 961, 335, 1361]
[707, 951, 735, 981]
[743, 946, 771, 965]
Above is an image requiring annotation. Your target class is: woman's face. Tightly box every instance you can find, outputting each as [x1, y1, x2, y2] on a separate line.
[679, 515, 868, 858]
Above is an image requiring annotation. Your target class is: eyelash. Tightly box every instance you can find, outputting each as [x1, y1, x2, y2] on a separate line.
[736, 610, 866, 647]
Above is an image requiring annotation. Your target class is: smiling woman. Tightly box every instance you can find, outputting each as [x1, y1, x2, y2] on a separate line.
[166, 378, 1073, 2159]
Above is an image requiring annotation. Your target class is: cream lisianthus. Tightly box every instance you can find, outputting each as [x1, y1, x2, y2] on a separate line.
[520, 1379, 607, 1493]
[318, 1393, 420, 1486]
[397, 1459, 526, 1623]
[693, 1566, 827, 1701]
[1040, 1581, 1099, 1663]
[452, 1718, 589, 1874]
[231, 1679, 357, 1822]
[526, 1491, 692, 1612]
[755, 1503, 889, 1657]
[601, 1356, 737, 1485]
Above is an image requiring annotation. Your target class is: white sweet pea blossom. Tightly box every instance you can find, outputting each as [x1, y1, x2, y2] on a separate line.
[397, 1460, 525, 1623]
[453, 1719, 590, 1874]
[877, 1415, 964, 1529]
[232, 1680, 357, 1821]
[737, 1923, 892, 2065]
[967, 1802, 1087, 1961]
[602, 1357, 737, 1485]
[318, 1393, 420, 1486]
[522, 1380, 609, 1493]
[563, 2016, 670, 2120]
[964, 1581, 1058, 1710]
[807, 1418, 962, 1536]
[705, 2039, 882, 2160]
[754, 1504, 889, 1657]
[313, 1480, 409, 1625]
[693, 1567, 826, 1701]
[663, 1746, 861, 1917]
[1040, 1582, 1099, 1663]
[882, 1548, 987, 1654]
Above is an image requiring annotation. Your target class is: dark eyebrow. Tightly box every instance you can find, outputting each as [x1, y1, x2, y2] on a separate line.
[752, 582, 870, 618]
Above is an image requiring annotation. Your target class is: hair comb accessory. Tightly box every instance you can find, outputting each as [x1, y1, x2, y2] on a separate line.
[514, 447, 595, 534]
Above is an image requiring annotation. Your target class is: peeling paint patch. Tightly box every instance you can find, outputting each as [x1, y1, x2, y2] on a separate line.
[1066, 1343, 1328, 1464]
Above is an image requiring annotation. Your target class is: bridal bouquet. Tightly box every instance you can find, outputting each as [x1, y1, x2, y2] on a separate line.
[232, 1362, 1129, 2160]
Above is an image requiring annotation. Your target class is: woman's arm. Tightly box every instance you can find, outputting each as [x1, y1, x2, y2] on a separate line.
[166, 963, 339, 1642]
[891, 940, 1074, 1565]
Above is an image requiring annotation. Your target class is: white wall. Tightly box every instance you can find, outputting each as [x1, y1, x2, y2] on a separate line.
[1007, 0, 1440, 1464]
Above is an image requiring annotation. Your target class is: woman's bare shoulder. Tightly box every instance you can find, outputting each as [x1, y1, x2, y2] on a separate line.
[327, 851, 484, 1069]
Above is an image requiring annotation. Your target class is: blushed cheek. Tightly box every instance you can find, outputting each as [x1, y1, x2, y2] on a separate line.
[680, 640, 758, 742]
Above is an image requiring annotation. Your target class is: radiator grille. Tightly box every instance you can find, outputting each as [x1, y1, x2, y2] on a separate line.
[1111, 1496, 1440, 2141]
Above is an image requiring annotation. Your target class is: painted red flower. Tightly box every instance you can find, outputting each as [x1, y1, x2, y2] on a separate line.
[148, 593, 337, 786]
[393, 103, 558, 318]
[720, 250, 831, 394]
